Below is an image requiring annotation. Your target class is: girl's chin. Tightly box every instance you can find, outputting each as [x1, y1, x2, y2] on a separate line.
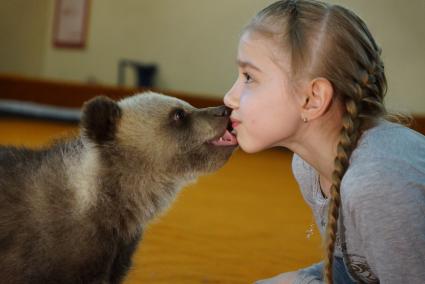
[237, 139, 265, 154]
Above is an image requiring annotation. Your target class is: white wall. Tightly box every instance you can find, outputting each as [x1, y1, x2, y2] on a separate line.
[41, 0, 275, 96]
[329, 0, 425, 115]
[0, 1, 49, 77]
[0, 0, 424, 114]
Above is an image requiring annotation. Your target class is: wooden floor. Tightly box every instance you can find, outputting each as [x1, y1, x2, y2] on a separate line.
[0, 118, 322, 284]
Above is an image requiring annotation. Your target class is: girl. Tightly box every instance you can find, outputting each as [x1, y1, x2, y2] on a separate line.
[223, 1, 425, 283]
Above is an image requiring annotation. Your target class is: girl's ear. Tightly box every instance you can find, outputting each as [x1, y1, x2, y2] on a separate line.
[301, 77, 334, 121]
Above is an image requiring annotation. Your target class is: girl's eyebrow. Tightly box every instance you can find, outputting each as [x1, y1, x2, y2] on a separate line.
[236, 59, 262, 72]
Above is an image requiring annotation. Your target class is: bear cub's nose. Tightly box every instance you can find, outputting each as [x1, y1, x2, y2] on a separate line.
[214, 106, 232, 117]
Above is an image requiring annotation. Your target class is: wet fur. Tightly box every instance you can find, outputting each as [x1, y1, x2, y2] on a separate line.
[0, 92, 235, 284]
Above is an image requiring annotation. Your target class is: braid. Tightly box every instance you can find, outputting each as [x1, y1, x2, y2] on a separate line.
[324, 62, 383, 283]
[322, 8, 391, 280]
[324, 94, 363, 283]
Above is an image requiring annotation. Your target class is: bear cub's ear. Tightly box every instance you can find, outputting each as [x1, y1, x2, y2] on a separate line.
[81, 96, 122, 144]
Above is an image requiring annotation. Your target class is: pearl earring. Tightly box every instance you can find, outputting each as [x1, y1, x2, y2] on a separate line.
[302, 117, 308, 123]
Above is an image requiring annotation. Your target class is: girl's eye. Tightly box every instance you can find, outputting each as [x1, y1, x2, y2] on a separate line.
[173, 109, 186, 121]
[243, 72, 253, 83]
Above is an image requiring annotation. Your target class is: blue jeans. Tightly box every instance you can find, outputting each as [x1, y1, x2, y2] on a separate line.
[295, 257, 355, 284]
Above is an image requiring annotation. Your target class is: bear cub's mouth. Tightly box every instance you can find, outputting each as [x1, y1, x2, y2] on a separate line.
[207, 121, 238, 147]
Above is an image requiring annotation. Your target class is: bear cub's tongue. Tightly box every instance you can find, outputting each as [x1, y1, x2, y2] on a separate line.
[211, 130, 238, 146]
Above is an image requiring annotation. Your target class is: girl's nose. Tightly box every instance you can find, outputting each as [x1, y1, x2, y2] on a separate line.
[223, 82, 240, 109]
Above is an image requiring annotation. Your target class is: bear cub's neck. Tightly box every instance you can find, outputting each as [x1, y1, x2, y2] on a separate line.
[65, 138, 184, 240]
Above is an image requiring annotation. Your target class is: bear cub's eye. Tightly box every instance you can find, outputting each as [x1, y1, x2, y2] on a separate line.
[172, 108, 186, 122]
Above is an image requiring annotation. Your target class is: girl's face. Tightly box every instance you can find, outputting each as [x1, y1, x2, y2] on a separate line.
[224, 32, 304, 153]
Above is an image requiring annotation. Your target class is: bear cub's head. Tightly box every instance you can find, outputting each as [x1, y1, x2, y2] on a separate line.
[81, 92, 238, 178]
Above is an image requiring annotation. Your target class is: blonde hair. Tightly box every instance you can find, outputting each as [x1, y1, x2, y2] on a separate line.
[245, 0, 405, 282]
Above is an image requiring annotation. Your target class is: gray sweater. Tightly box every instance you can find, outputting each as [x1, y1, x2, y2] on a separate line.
[292, 121, 425, 283]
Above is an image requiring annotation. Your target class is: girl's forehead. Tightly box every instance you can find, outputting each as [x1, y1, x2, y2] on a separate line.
[238, 32, 291, 74]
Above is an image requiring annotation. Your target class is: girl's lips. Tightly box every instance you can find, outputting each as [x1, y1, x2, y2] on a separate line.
[231, 119, 240, 129]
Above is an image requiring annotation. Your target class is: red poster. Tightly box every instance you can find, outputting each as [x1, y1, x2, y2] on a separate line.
[53, 0, 90, 48]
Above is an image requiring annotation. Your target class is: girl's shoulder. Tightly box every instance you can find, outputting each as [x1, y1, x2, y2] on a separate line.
[356, 120, 425, 153]
[342, 120, 425, 205]
[349, 120, 425, 172]
[292, 120, 425, 207]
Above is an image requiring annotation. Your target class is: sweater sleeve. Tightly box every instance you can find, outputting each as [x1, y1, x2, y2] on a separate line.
[347, 161, 425, 284]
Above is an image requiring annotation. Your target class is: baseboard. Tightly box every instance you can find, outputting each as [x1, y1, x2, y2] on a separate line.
[0, 74, 221, 108]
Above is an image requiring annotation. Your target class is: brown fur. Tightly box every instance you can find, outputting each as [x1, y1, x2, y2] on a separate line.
[0, 92, 236, 284]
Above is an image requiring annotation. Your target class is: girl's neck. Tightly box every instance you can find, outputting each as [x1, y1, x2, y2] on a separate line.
[285, 108, 343, 198]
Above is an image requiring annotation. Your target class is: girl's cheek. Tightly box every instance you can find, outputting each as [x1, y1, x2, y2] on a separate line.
[239, 92, 248, 112]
